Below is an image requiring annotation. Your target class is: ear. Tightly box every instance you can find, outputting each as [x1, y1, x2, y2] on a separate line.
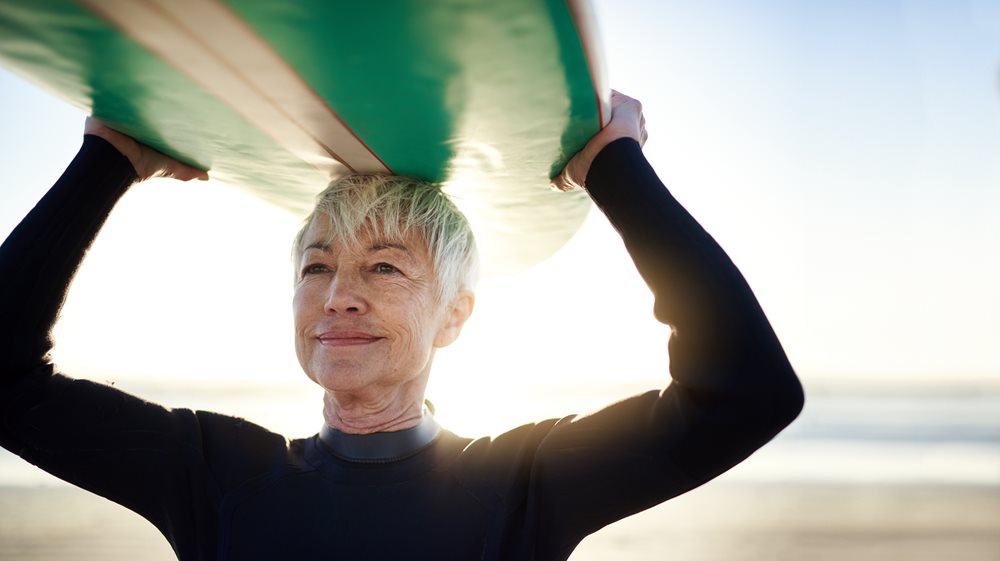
[433, 290, 475, 348]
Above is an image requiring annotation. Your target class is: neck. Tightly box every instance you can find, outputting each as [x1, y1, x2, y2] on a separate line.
[322, 375, 428, 435]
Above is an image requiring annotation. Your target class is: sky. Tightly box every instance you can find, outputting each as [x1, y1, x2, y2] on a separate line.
[1, 0, 999, 437]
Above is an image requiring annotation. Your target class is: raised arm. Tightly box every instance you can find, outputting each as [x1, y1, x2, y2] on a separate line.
[0, 132, 138, 382]
[0, 124, 217, 557]
[0, 119, 207, 401]
[529, 92, 804, 556]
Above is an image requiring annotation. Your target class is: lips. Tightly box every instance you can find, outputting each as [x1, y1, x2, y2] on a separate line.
[316, 330, 384, 347]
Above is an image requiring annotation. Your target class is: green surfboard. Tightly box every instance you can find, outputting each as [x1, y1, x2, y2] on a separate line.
[0, 0, 609, 272]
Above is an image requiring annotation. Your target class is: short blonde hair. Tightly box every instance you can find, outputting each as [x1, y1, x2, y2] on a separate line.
[293, 174, 479, 302]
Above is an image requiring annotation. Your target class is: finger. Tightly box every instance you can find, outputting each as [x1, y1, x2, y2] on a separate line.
[610, 91, 629, 110]
[549, 176, 569, 192]
[168, 165, 210, 182]
[550, 168, 581, 192]
[183, 169, 210, 182]
[191, 166, 210, 181]
[611, 90, 638, 106]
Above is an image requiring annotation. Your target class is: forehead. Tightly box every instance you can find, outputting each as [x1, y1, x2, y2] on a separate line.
[300, 214, 431, 258]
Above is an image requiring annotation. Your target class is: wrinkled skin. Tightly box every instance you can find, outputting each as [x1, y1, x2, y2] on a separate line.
[292, 217, 474, 433]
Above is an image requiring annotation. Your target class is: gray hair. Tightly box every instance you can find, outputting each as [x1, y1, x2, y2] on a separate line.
[293, 174, 479, 302]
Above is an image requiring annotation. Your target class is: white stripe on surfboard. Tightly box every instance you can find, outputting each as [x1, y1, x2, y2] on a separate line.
[566, 0, 611, 127]
[79, 0, 391, 179]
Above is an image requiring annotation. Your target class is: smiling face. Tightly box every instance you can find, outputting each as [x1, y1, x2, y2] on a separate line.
[293, 216, 473, 394]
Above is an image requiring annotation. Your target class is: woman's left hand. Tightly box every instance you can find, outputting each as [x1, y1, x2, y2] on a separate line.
[551, 90, 647, 192]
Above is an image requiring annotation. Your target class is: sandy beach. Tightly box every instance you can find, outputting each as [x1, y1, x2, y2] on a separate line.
[574, 482, 1000, 561]
[1, 481, 996, 561]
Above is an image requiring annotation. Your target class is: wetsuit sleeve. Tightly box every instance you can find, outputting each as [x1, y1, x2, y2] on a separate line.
[0, 137, 220, 556]
[531, 138, 804, 556]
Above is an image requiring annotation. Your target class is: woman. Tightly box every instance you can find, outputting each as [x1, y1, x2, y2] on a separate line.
[0, 92, 803, 560]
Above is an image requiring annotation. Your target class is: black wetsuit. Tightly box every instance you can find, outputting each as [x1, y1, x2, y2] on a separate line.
[0, 136, 803, 561]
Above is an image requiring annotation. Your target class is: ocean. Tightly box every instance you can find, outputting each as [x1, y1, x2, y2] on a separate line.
[2, 382, 997, 487]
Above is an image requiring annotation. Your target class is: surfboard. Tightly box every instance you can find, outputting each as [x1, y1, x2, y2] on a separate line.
[0, 0, 609, 273]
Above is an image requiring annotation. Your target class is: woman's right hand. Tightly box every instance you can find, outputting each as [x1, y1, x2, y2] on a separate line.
[84, 117, 209, 182]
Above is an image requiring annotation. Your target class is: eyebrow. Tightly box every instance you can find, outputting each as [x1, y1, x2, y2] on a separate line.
[302, 240, 412, 254]
[367, 241, 412, 254]
[304, 241, 331, 253]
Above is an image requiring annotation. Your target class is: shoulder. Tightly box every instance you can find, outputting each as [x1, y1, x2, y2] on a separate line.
[444, 418, 566, 499]
[195, 410, 293, 487]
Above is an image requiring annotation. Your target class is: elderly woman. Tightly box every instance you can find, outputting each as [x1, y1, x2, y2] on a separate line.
[0, 93, 803, 560]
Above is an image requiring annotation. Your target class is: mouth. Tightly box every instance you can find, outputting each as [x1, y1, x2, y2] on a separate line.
[316, 331, 384, 347]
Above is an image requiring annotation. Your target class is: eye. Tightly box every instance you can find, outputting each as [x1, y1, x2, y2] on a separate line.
[301, 263, 331, 276]
[373, 262, 401, 275]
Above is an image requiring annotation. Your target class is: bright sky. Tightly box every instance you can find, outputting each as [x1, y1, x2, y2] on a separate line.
[2, 1, 999, 437]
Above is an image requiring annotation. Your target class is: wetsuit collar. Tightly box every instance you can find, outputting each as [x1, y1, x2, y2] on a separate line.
[317, 412, 442, 464]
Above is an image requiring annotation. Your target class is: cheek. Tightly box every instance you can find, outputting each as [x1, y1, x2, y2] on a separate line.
[292, 291, 306, 323]
[292, 283, 322, 326]
[409, 301, 446, 348]
[385, 296, 441, 352]
[291, 289, 318, 360]
[291, 295, 307, 347]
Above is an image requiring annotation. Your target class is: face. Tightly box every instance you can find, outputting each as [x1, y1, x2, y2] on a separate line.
[293, 216, 472, 394]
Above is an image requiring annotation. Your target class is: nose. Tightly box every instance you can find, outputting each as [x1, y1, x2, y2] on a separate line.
[324, 269, 368, 315]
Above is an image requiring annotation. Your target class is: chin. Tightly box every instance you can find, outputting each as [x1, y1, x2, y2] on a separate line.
[305, 364, 373, 392]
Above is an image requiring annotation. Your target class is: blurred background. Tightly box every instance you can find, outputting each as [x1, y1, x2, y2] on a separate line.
[1, 1, 998, 560]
